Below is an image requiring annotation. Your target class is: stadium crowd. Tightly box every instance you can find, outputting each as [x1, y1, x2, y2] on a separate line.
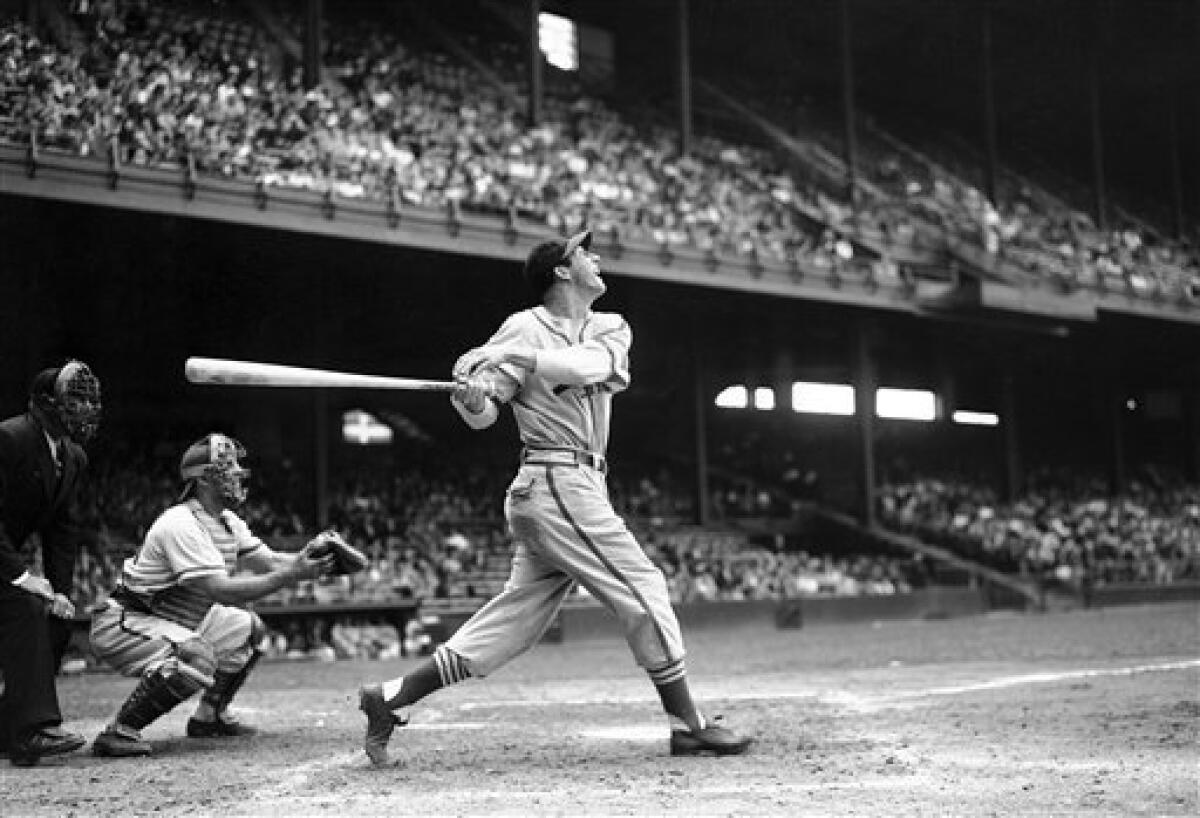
[745, 84, 1200, 300]
[877, 468, 1200, 589]
[2, 1, 1196, 298]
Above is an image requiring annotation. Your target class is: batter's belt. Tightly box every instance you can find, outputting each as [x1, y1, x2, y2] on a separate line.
[521, 446, 608, 475]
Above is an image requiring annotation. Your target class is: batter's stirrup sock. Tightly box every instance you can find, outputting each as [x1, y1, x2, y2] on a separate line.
[201, 649, 263, 714]
[114, 669, 200, 731]
[384, 645, 471, 709]
[648, 659, 705, 732]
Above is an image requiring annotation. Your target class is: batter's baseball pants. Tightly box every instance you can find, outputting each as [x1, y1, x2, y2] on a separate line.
[446, 462, 685, 676]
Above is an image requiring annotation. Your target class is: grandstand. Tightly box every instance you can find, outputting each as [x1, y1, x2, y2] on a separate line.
[0, 0, 1197, 664]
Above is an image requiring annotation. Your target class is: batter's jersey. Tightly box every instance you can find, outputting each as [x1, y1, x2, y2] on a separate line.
[116, 499, 267, 627]
[487, 306, 631, 456]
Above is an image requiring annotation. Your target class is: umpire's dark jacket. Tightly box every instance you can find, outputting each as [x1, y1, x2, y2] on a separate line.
[0, 411, 88, 746]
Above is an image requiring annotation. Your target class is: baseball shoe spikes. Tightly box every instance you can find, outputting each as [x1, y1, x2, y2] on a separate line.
[669, 715, 753, 757]
[359, 684, 408, 766]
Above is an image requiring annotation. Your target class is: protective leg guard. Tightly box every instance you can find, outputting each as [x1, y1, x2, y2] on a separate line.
[114, 668, 203, 731]
[187, 649, 262, 738]
[94, 668, 203, 758]
[200, 648, 262, 715]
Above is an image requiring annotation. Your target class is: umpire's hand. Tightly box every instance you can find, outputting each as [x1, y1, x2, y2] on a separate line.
[48, 592, 75, 619]
[14, 576, 75, 618]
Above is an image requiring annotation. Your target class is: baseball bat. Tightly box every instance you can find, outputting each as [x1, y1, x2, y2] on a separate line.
[185, 357, 457, 392]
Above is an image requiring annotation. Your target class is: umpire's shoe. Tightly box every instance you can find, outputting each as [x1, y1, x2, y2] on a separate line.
[669, 717, 753, 757]
[359, 684, 407, 766]
[10, 726, 86, 767]
[92, 724, 152, 758]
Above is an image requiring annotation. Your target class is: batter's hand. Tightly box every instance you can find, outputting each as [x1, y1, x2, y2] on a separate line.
[451, 375, 491, 414]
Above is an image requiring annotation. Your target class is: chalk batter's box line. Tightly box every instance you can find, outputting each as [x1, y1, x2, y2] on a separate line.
[455, 659, 1200, 711]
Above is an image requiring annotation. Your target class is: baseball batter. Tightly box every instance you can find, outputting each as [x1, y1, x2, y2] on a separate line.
[358, 230, 752, 764]
[89, 433, 333, 757]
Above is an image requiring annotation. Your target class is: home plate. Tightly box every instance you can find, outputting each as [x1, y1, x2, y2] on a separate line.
[578, 723, 667, 742]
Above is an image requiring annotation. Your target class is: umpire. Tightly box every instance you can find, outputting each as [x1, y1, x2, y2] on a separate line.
[0, 360, 102, 766]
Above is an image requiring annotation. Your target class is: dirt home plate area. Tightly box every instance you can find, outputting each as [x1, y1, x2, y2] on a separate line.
[3, 603, 1196, 816]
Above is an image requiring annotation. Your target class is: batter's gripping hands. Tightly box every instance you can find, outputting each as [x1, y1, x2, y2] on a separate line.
[307, 530, 369, 576]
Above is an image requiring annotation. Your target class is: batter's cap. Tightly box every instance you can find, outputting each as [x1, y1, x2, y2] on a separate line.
[522, 230, 593, 296]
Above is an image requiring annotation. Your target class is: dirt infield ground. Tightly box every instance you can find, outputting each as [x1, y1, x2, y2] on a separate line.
[2, 602, 1197, 816]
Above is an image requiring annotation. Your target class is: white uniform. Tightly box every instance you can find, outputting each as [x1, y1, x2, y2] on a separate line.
[90, 500, 262, 682]
[446, 306, 686, 676]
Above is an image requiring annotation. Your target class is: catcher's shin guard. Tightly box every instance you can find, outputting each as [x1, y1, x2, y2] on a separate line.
[114, 668, 202, 731]
[201, 648, 263, 714]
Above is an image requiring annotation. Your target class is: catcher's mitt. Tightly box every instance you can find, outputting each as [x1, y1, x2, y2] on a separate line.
[308, 530, 369, 576]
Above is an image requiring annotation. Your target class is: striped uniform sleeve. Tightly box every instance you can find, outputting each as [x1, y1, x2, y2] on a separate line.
[222, 510, 268, 559]
[582, 314, 632, 393]
[483, 310, 536, 401]
[164, 515, 228, 583]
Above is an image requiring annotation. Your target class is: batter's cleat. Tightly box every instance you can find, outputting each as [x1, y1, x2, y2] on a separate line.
[10, 726, 86, 767]
[92, 724, 152, 758]
[669, 717, 753, 757]
[359, 684, 407, 766]
[186, 714, 258, 738]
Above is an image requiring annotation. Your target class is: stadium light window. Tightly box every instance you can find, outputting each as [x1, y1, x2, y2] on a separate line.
[342, 410, 393, 446]
[538, 12, 579, 72]
[876, 388, 936, 421]
[952, 409, 1000, 427]
[791, 382, 855, 416]
[715, 385, 749, 409]
[753, 387, 775, 411]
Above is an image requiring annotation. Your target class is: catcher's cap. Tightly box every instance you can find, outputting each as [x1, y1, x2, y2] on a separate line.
[522, 230, 592, 297]
[178, 433, 249, 501]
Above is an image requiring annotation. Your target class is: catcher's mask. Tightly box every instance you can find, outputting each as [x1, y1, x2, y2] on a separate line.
[179, 433, 250, 507]
[29, 360, 102, 445]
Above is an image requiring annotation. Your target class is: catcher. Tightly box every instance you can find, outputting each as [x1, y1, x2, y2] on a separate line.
[88, 433, 365, 757]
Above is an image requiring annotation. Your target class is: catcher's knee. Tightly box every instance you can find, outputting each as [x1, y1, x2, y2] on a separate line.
[171, 636, 217, 688]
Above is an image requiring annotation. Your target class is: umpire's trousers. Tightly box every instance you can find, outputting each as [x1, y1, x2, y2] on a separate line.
[0, 585, 63, 749]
